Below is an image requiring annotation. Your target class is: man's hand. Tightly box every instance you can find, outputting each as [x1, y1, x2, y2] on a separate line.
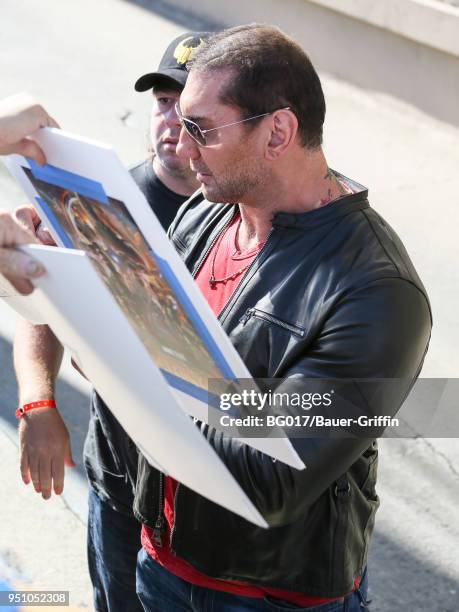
[19, 408, 75, 499]
[0, 93, 58, 291]
[15, 204, 55, 246]
[0, 93, 59, 165]
[0, 209, 44, 294]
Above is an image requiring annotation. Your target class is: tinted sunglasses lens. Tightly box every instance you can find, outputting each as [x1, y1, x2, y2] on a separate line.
[183, 118, 206, 146]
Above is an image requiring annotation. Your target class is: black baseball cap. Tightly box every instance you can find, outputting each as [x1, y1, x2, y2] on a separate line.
[134, 32, 211, 92]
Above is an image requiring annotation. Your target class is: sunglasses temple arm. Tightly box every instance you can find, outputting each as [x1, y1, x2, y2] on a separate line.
[203, 112, 271, 135]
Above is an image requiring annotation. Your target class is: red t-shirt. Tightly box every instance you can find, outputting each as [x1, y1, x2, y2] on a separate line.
[142, 213, 358, 606]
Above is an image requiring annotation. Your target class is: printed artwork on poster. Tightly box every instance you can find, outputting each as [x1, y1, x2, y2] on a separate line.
[23, 164, 233, 396]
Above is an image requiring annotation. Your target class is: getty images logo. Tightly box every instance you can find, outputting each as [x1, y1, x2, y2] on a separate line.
[219, 389, 334, 412]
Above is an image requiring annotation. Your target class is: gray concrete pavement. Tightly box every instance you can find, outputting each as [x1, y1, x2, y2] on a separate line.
[0, 417, 92, 610]
[1, 0, 459, 610]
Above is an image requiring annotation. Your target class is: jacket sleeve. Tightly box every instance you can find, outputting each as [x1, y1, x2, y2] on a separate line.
[201, 277, 432, 526]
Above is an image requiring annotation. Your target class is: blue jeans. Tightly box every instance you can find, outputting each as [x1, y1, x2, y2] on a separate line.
[136, 547, 371, 611]
[87, 488, 143, 612]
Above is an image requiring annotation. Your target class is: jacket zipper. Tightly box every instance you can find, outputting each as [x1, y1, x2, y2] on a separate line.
[332, 476, 351, 590]
[169, 482, 181, 553]
[152, 472, 165, 547]
[240, 308, 305, 337]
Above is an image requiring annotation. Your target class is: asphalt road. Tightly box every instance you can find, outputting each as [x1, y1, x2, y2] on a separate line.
[1, 0, 459, 610]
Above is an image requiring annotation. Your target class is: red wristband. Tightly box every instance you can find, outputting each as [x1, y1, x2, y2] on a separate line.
[15, 400, 57, 419]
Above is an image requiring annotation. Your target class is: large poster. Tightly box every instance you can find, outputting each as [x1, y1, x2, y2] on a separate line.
[23, 166, 228, 395]
[3, 127, 304, 488]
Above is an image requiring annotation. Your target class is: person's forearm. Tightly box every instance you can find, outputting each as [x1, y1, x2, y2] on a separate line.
[14, 319, 64, 404]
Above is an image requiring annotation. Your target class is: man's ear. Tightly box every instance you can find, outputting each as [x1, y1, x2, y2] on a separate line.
[265, 109, 298, 161]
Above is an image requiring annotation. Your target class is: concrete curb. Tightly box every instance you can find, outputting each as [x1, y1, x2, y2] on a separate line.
[308, 0, 459, 58]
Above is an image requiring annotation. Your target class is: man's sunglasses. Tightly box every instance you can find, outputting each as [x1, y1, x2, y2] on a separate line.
[175, 103, 291, 147]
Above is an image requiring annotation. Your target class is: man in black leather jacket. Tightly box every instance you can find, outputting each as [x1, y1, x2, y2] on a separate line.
[134, 25, 432, 612]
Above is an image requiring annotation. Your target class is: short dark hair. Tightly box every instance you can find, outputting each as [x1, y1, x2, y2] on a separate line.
[187, 24, 326, 149]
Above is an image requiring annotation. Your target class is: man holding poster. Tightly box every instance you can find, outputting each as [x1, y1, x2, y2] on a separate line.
[132, 25, 432, 611]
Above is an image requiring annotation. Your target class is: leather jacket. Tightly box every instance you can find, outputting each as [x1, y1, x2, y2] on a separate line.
[134, 174, 432, 597]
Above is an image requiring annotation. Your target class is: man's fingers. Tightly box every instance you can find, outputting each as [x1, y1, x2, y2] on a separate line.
[15, 205, 56, 246]
[26, 100, 60, 131]
[0, 209, 37, 244]
[12, 138, 46, 166]
[20, 450, 31, 485]
[0, 249, 45, 290]
[0, 94, 60, 159]
[46, 115, 59, 129]
[14, 205, 40, 233]
[0, 138, 46, 165]
[29, 457, 41, 493]
[37, 226, 55, 246]
[51, 457, 65, 495]
[2, 273, 34, 295]
[39, 457, 52, 500]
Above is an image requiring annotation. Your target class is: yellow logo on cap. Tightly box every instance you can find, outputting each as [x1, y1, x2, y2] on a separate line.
[173, 36, 205, 66]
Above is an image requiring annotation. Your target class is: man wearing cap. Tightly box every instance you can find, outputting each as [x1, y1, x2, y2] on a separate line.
[13, 32, 208, 612]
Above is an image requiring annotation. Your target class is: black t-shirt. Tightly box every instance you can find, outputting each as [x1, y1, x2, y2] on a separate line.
[83, 159, 189, 515]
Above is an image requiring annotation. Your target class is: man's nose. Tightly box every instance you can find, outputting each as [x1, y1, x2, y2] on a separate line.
[177, 127, 200, 161]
